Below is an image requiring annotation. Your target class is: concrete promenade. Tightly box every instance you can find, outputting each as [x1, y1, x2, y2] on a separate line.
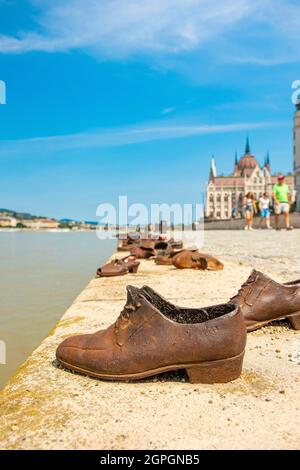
[0, 230, 299, 449]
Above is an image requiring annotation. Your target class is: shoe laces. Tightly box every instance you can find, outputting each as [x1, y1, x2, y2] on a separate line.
[115, 301, 141, 332]
[230, 272, 258, 302]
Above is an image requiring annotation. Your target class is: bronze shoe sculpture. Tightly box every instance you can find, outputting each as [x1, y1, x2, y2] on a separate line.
[168, 238, 183, 250]
[117, 232, 141, 251]
[56, 285, 246, 383]
[155, 254, 177, 265]
[130, 245, 156, 259]
[117, 240, 139, 252]
[230, 269, 300, 331]
[117, 244, 134, 252]
[96, 255, 140, 277]
[155, 247, 198, 265]
[172, 250, 224, 271]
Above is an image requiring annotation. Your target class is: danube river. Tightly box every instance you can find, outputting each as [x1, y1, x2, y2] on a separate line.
[0, 231, 116, 388]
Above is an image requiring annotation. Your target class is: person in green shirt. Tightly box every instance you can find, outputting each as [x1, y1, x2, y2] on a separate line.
[272, 175, 293, 230]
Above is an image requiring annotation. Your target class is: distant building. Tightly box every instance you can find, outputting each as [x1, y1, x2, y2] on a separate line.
[205, 138, 296, 220]
[14, 212, 32, 220]
[294, 102, 300, 211]
[22, 218, 59, 229]
[0, 216, 17, 227]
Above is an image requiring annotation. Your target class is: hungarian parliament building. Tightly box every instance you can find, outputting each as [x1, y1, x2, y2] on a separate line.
[205, 137, 297, 220]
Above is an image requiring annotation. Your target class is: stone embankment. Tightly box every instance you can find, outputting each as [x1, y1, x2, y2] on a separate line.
[0, 231, 299, 449]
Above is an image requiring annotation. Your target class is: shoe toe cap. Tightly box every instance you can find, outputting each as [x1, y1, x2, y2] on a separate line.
[56, 334, 90, 366]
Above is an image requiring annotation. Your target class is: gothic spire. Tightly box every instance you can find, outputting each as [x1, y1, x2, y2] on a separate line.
[245, 136, 251, 155]
[235, 151, 238, 166]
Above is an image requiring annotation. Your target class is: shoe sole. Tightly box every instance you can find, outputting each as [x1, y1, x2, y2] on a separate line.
[97, 271, 128, 277]
[97, 263, 140, 277]
[57, 350, 245, 384]
[247, 312, 300, 332]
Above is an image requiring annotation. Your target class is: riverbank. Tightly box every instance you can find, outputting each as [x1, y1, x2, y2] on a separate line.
[0, 232, 116, 389]
[0, 230, 299, 449]
[1, 212, 300, 232]
[0, 228, 95, 232]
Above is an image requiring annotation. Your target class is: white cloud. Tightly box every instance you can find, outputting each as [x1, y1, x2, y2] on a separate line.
[0, 119, 287, 158]
[0, 0, 260, 55]
[162, 106, 176, 114]
[0, 0, 299, 65]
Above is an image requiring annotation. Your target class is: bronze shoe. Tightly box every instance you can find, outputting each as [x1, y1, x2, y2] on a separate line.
[168, 238, 183, 249]
[155, 254, 175, 265]
[230, 269, 300, 331]
[172, 250, 224, 271]
[117, 244, 134, 252]
[130, 245, 156, 259]
[96, 255, 140, 277]
[155, 247, 198, 265]
[56, 286, 246, 383]
[117, 233, 141, 251]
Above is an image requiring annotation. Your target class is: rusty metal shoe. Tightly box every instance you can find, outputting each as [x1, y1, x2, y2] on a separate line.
[56, 286, 246, 383]
[230, 269, 300, 332]
[117, 233, 141, 251]
[172, 250, 224, 271]
[155, 254, 176, 265]
[130, 245, 156, 259]
[117, 244, 134, 252]
[96, 255, 140, 277]
[155, 247, 198, 265]
[168, 238, 183, 249]
[116, 255, 140, 273]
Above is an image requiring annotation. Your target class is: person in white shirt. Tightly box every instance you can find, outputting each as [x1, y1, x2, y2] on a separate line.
[258, 192, 272, 229]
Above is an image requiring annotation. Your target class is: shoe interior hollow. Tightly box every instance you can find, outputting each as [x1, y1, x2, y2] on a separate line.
[141, 286, 236, 324]
[284, 279, 300, 286]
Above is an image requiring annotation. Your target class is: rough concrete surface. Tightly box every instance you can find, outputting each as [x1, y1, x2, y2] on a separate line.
[0, 230, 300, 450]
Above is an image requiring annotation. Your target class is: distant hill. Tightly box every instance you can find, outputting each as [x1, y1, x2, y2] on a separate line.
[0, 209, 98, 225]
[0, 208, 16, 215]
[0, 208, 36, 220]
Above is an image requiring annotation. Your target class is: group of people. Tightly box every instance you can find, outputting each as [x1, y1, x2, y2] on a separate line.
[243, 174, 293, 231]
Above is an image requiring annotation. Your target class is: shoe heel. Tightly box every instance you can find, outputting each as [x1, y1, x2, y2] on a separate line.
[186, 352, 244, 384]
[287, 312, 300, 330]
[129, 263, 139, 273]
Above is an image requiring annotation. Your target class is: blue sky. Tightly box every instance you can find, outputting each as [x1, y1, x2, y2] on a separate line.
[0, 0, 299, 220]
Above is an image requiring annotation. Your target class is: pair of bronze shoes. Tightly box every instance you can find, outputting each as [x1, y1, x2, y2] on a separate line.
[129, 240, 184, 260]
[96, 255, 140, 277]
[155, 248, 224, 271]
[118, 234, 183, 256]
[56, 270, 300, 384]
[117, 232, 141, 252]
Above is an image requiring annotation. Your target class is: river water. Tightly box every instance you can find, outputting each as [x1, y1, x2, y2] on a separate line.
[0, 232, 116, 389]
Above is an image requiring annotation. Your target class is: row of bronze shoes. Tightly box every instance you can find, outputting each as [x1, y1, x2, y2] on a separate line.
[96, 233, 224, 277]
[56, 269, 300, 384]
